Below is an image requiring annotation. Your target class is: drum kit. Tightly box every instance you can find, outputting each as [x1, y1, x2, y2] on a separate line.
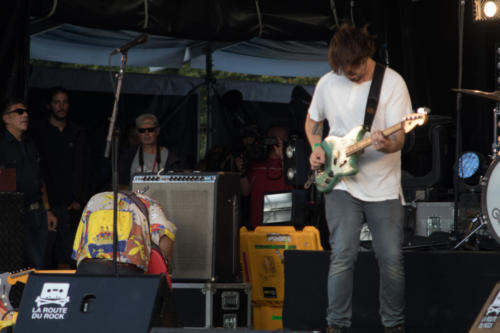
[452, 88, 500, 248]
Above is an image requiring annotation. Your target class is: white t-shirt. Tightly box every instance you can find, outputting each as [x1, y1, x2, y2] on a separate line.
[130, 146, 169, 178]
[308, 67, 412, 201]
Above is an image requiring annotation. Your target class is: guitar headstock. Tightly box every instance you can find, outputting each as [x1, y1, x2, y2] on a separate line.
[7, 268, 36, 285]
[402, 109, 428, 133]
[6, 268, 76, 285]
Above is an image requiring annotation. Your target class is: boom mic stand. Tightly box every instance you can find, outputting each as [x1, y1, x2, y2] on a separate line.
[105, 51, 127, 275]
[105, 34, 149, 274]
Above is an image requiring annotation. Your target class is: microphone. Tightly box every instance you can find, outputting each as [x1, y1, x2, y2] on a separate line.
[110, 34, 149, 55]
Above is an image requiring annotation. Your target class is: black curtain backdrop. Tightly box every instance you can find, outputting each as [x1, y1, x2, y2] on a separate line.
[0, 0, 29, 104]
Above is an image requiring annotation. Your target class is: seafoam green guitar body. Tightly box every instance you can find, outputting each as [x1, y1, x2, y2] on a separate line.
[315, 126, 365, 193]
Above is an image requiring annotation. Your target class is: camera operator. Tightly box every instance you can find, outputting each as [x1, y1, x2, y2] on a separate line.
[237, 126, 292, 229]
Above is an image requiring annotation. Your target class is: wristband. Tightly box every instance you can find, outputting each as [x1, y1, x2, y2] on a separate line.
[312, 143, 321, 150]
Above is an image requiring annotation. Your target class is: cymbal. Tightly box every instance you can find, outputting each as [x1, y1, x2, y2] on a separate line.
[452, 88, 500, 102]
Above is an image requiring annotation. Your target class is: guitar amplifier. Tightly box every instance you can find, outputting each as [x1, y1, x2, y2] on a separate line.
[132, 172, 240, 282]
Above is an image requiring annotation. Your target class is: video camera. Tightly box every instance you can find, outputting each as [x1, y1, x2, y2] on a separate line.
[245, 136, 279, 161]
[234, 125, 280, 161]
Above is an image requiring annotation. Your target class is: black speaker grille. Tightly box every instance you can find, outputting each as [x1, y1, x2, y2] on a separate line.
[0, 192, 24, 272]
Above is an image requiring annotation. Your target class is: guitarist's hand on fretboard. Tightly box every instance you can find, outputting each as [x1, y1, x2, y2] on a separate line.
[310, 144, 326, 169]
[370, 130, 390, 151]
[370, 128, 405, 153]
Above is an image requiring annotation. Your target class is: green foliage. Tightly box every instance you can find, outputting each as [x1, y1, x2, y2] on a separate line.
[30, 60, 319, 85]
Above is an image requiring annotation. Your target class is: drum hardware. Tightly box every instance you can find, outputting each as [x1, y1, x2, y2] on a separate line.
[451, 88, 500, 102]
[453, 214, 487, 249]
[489, 103, 500, 158]
[452, 89, 500, 247]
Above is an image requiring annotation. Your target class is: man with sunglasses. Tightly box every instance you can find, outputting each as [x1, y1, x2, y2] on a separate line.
[119, 113, 180, 187]
[0, 99, 58, 269]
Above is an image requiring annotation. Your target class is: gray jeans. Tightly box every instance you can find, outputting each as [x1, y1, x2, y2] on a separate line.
[325, 190, 405, 328]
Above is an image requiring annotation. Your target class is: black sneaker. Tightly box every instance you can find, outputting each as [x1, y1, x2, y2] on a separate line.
[327, 325, 351, 333]
[384, 324, 405, 333]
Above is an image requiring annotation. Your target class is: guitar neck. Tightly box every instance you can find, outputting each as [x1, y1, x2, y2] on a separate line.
[347, 122, 402, 156]
[7, 269, 76, 285]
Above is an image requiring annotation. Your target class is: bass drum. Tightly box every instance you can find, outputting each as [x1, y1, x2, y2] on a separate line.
[482, 158, 500, 243]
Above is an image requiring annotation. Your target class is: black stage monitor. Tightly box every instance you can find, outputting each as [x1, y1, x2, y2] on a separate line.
[14, 273, 167, 333]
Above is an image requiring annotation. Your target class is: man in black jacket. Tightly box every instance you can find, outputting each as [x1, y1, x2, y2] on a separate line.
[31, 87, 90, 268]
[0, 99, 57, 268]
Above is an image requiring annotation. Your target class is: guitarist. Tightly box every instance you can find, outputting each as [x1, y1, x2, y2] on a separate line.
[305, 24, 412, 333]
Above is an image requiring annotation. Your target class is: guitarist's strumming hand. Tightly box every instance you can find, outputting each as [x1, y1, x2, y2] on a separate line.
[310, 144, 326, 169]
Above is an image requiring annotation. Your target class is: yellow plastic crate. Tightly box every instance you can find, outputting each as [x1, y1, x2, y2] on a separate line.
[240, 226, 323, 303]
[252, 302, 284, 330]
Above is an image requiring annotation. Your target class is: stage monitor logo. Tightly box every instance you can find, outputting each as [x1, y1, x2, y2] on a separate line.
[31, 283, 70, 320]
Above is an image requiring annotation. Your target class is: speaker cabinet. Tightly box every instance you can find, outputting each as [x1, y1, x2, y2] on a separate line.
[283, 136, 311, 187]
[132, 172, 240, 282]
[14, 273, 167, 333]
[0, 192, 24, 272]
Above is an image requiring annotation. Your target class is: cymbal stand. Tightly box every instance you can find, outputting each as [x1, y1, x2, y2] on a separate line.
[492, 103, 500, 159]
[453, 214, 487, 249]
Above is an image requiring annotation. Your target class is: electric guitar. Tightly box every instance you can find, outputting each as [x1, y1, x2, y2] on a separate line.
[314, 110, 428, 193]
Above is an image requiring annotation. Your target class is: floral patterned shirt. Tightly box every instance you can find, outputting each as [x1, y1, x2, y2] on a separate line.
[72, 192, 176, 270]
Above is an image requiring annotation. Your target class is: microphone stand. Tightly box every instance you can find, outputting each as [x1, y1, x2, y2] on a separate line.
[105, 52, 128, 275]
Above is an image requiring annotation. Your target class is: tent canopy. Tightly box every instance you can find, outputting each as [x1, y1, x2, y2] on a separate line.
[31, 0, 337, 41]
[29, 0, 342, 77]
[30, 25, 332, 77]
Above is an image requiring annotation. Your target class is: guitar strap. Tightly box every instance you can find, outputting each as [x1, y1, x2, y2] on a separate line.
[362, 62, 386, 132]
[120, 190, 150, 227]
[120, 190, 172, 288]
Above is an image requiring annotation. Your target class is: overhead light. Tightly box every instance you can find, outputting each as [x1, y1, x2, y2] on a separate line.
[474, 0, 500, 21]
[484, 1, 498, 17]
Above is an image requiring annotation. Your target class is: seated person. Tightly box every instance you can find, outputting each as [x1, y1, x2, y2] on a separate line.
[119, 113, 181, 187]
[72, 191, 176, 275]
[238, 126, 293, 229]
